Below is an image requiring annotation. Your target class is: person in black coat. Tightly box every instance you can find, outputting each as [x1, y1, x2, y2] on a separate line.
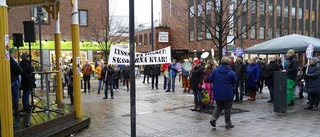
[19, 53, 35, 110]
[113, 65, 121, 92]
[304, 57, 320, 111]
[263, 56, 279, 103]
[150, 64, 161, 89]
[102, 63, 115, 99]
[234, 56, 247, 103]
[122, 65, 130, 91]
[190, 59, 204, 111]
[143, 65, 151, 83]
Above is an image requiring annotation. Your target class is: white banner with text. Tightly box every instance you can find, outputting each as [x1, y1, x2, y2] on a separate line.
[108, 46, 171, 65]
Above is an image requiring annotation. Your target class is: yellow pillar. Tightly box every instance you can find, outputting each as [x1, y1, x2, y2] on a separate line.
[54, 2, 63, 106]
[71, 0, 82, 118]
[55, 33, 63, 106]
[0, 1, 14, 136]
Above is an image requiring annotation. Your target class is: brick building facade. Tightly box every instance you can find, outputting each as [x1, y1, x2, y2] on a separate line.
[155, 0, 320, 61]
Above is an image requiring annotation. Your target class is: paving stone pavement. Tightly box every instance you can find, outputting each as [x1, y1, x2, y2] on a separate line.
[62, 76, 320, 137]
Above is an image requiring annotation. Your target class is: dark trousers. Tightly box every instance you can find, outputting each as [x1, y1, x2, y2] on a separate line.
[235, 80, 244, 101]
[68, 86, 74, 105]
[211, 100, 233, 125]
[22, 88, 31, 109]
[143, 75, 150, 83]
[152, 75, 159, 89]
[113, 79, 119, 89]
[268, 86, 274, 100]
[83, 75, 90, 92]
[309, 93, 319, 108]
[163, 76, 168, 90]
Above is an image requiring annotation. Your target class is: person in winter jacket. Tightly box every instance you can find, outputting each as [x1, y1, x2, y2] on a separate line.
[246, 57, 260, 101]
[166, 59, 178, 92]
[95, 61, 104, 94]
[122, 65, 130, 91]
[234, 55, 247, 103]
[190, 59, 204, 110]
[81, 60, 93, 93]
[150, 64, 161, 89]
[102, 63, 115, 99]
[304, 57, 320, 111]
[182, 59, 191, 93]
[203, 62, 214, 104]
[113, 65, 121, 92]
[283, 49, 298, 107]
[143, 65, 151, 83]
[209, 57, 237, 129]
[67, 59, 74, 105]
[20, 53, 35, 110]
[263, 56, 279, 103]
[162, 63, 170, 90]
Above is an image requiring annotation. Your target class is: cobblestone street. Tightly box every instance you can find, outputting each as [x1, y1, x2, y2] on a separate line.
[66, 76, 319, 137]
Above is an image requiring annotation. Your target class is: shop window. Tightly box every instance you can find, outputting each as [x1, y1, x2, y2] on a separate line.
[79, 10, 88, 26]
[250, 26, 256, 39]
[30, 7, 50, 25]
[190, 30, 195, 41]
[259, 27, 264, 39]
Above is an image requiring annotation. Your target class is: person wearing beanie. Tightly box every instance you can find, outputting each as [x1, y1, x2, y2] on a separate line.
[19, 53, 36, 110]
[209, 57, 237, 129]
[190, 59, 204, 110]
[283, 49, 298, 107]
[304, 57, 320, 111]
[263, 56, 279, 103]
[246, 57, 260, 101]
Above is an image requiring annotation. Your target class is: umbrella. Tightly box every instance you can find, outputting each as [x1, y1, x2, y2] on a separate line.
[244, 34, 320, 54]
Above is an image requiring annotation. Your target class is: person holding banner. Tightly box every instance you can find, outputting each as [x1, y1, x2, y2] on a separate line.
[283, 49, 298, 107]
[102, 62, 115, 99]
[166, 59, 178, 92]
[304, 57, 320, 111]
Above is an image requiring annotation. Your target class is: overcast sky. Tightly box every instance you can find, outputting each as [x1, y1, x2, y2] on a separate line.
[110, 0, 162, 24]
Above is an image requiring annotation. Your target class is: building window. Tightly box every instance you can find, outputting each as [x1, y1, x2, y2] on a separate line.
[311, 11, 315, 21]
[149, 33, 152, 44]
[259, 27, 265, 39]
[276, 5, 281, 17]
[298, 8, 302, 19]
[197, 28, 203, 40]
[139, 35, 143, 46]
[30, 7, 50, 25]
[206, 28, 212, 39]
[268, 29, 273, 39]
[284, 6, 288, 17]
[79, 10, 88, 26]
[190, 30, 195, 41]
[250, 26, 256, 39]
[268, 4, 273, 16]
[190, 6, 195, 18]
[215, 26, 219, 36]
[292, 7, 296, 19]
[242, 26, 247, 38]
[276, 29, 280, 37]
[197, 5, 203, 17]
[242, 2, 247, 12]
[144, 34, 148, 45]
[206, 1, 212, 15]
[283, 29, 288, 36]
[305, 9, 309, 20]
[297, 30, 302, 34]
[260, 2, 265, 15]
[251, 1, 256, 14]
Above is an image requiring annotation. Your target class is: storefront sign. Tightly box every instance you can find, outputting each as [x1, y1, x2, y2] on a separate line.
[108, 46, 171, 65]
[158, 32, 169, 43]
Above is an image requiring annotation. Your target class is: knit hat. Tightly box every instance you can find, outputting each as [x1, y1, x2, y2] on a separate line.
[9, 49, 14, 54]
[194, 59, 201, 65]
[311, 57, 319, 63]
[20, 53, 28, 60]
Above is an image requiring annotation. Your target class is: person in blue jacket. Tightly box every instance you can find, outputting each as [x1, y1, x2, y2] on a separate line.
[166, 59, 178, 92]
[246, 57, 260, 101]
[209, 57, 237, 129]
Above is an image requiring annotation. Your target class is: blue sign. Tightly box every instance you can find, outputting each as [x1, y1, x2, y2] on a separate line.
[222, 48, 227, 56]
[233, 47, 244, 56]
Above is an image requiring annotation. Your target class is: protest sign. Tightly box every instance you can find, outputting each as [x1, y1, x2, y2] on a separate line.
[108, 46, 171, 65]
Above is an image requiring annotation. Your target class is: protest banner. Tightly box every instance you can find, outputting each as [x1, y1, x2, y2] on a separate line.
[108, 45, 171, 65]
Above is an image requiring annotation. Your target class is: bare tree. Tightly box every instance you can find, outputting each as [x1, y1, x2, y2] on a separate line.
[84, 0, 129, 60]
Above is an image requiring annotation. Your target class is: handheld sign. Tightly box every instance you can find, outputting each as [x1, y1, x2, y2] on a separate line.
[233, 47, 244, 56]
[306, 44, 314, 74]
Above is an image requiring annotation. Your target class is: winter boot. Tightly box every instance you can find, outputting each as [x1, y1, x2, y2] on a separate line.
[252, 92, 256, 101]
[194, 101, 198, 110]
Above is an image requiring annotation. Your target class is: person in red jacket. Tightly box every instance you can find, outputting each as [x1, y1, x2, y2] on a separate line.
[162, 63, 170, 90]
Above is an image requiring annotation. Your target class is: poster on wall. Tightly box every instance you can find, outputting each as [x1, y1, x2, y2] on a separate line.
[158, 32, 169, 43]
[108, 46, 171, 65]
